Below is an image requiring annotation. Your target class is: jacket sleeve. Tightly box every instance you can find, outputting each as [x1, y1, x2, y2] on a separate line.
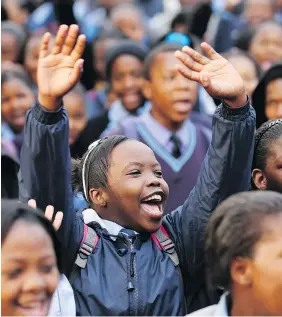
[18, 101, 83, 262]
[163, 99, 256, 288]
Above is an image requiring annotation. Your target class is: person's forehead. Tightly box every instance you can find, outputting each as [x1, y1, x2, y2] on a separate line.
[110, 140, 157, 165]
[256, 214, 282, 243]
[255, 25, 282, 39]
[2, 78, 29, 91]
[152, 51, 179, 72]
[267, 78, 282, 94]
[113, 54, 143, 68]
[246, 0, 273, 8]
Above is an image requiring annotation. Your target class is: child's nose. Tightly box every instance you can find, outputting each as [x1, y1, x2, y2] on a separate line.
[146, 174, 161, 187]
[21, 271, 46, 293]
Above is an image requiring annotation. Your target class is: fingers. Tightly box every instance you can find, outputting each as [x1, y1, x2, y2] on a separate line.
[44, 205, 55, 222]
[175, 50, 204, 73]
[201, 42, 222, 60]
[71, 34, 86, 61]
[199, 72, 211, 89]
[53, 212, 64, 231]
[62, 24, 79, 56]
[182, 46, 209, 65]
[52, 24, 68, 54]
[69, 58, 84, 86]
[176, 64, 201, 83]
[39, 33, 51, 59]
[28, 199, 37, 209]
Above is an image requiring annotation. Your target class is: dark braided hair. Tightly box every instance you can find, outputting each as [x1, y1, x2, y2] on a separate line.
[205, 191, 282, 291]
[72, 135, 130, 203]
[252, 119, 282, 189]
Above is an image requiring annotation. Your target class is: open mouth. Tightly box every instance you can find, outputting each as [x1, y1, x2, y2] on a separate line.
[173, 100, 193, 113]
[16, 299, 50, 316]
[11, 112, 26, 125]
[122, 91, 141, 105]
[140, 191, 165, 219]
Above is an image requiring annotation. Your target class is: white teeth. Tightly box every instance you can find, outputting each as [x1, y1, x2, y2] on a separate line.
[143, 194, 162, 202]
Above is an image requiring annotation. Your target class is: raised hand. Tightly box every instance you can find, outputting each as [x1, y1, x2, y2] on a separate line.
[28, 199, 63, 231]
[37, 24, 86, 111]
[175, 43, 247, 108]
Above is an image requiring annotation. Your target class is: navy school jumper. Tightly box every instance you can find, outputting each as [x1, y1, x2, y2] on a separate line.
[19, 100, 256, 316]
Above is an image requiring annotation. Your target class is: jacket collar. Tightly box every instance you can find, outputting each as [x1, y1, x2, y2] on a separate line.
[82, 208, 138, 240]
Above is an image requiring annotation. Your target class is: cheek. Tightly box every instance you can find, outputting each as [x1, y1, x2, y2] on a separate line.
[265, 104, 278, 119]
[1, 104, 12, 118]
[252, 259, 282, 304]
[22, 95, 35, 111]
[1, 276, 22, 306]
[47, 269, 60, 295]
[112, 80, 123, 94]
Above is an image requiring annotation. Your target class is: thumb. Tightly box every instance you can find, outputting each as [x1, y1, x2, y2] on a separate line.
[200, 73, 211, 88]
[69, 59, 84, 87]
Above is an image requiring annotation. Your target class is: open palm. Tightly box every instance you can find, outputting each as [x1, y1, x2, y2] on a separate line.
[37, 24, 86, 99]
[175, 43, 245, 104]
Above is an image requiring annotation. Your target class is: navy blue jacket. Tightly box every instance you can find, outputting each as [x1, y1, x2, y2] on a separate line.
[19, 100, 255, 316]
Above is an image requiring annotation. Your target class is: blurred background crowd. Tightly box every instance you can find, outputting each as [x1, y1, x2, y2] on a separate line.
[1, 0, 282, 203]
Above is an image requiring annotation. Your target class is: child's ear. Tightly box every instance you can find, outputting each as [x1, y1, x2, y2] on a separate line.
[89, 189, 108, 208]
[252, 169, 267, 190]
[142, 78, 153, 100]
[230, 257, 253, 287]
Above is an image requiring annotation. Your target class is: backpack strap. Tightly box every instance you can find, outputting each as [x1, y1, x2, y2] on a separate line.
[152, 225, 179, 266]
[74, 224, 99, 269]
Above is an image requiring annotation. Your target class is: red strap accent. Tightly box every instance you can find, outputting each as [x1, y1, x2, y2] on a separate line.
[152, 225, 169, 250]
[82, 224, 88, 244]
[81, 224, 99, 249]
[151, 233, 161, 250]
[160, 225, 169, 237]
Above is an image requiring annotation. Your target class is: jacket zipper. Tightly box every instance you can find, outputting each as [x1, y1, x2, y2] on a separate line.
[126, 238, 138, 315]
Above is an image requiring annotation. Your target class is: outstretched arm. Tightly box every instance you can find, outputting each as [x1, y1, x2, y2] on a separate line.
[163, 44, 256, 297]
[19, 25, 86, 253]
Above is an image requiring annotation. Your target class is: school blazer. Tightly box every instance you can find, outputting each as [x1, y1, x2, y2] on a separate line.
[19, 99, 256, 316]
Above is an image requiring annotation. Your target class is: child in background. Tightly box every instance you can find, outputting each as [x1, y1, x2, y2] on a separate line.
[1, 200, 61, 316]
[101, 40, 149, 134]
[252, 63, 282, 128]
[92, 29, 124, 91]
[1, 21, 27, 63]
[86, 29, 124, 119]
[1, 71, 35, 155]
[249, 21, 282, 71]
[251, 119, 282, 193]
[19, 25, 255, 315]
[110, 3, 149, 46]
[189, 191, 282, 316]
[224, 49, 260, 100]
[24, 35, 52, 89]
[105, 42, 213, 212]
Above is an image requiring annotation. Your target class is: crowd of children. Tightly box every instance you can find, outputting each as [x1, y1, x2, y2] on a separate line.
[1, 0, 282, 316]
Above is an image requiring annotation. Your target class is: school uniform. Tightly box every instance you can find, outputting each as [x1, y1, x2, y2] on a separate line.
[19, 99, 255, 315]
[70, 101, 149, 158]
[104, 106, 213, 213]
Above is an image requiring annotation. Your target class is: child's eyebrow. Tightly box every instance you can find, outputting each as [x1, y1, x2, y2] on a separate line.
[123, 162, 161, 170]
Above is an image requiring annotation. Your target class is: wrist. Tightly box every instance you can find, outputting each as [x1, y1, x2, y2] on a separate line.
[38, 93, 62, 112]
[223, 90, 247, 108]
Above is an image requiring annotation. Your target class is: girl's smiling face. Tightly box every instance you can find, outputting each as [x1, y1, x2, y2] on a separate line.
[1, 220, 59, 316]
[1, 78, 35, 132]
[91, 139, 169, 233]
